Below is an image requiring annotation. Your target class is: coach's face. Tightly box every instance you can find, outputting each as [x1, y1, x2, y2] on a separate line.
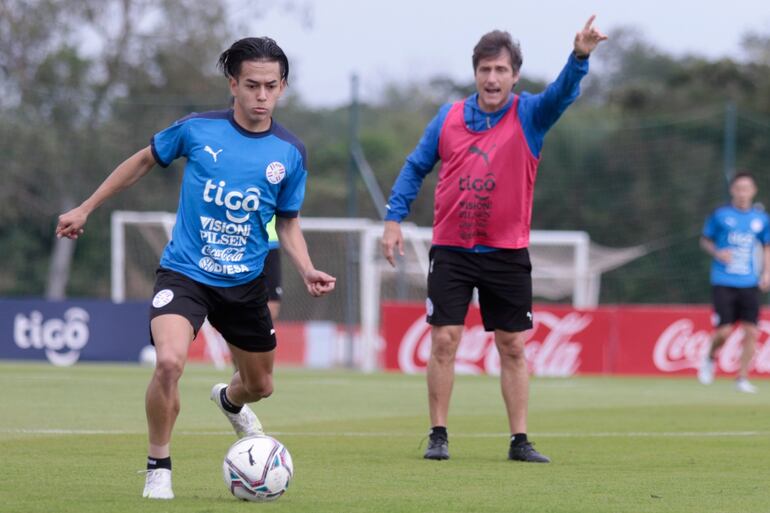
[474, 50, 519, 113]
[230, 59, 286, 132]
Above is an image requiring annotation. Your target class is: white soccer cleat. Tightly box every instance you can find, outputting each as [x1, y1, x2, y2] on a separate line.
[697, 357, 715, 385]
[142, 468, 174, 499]
[735, 378, 758, 394]
[211, 383, 263, 437]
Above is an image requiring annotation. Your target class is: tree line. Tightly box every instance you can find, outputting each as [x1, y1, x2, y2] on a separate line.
[2, 1, 770, 303]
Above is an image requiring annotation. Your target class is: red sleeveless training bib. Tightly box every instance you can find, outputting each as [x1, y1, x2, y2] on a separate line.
[432, 96, 540, 248]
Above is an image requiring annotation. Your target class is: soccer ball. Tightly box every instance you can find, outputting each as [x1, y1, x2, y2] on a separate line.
[138, 345, 157, 366]
[222, 435, 293, 502]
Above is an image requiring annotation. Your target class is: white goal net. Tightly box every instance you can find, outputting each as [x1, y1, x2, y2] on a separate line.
[111, 211, 642, 370]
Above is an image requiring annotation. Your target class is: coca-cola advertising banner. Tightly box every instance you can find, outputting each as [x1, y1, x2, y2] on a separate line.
[381, 302, 770, 378]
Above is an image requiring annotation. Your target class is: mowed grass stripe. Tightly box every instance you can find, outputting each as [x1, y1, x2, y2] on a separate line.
[3, 428, 768, 438]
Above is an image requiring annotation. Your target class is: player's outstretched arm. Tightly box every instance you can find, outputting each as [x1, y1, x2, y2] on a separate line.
[574, 15, 608, 57]
[276, 216, 336, 297]
[55, 146, 157, 240]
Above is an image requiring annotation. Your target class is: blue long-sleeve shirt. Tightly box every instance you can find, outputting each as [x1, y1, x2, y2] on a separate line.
[385, 52, 589, 224]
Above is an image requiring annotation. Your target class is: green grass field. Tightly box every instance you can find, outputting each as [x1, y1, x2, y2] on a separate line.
[1, 362, 768, 513]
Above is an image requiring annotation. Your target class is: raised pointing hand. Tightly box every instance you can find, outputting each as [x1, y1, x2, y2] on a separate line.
[574, 15, 608, 57]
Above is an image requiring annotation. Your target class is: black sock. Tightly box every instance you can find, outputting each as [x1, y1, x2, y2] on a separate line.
[147, 456, 171, 471]
[430, 426, 448, 439]
[220, 387, 242, 414]
[511, 433, 528, 446]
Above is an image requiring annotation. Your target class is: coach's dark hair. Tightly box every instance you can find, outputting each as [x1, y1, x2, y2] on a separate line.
[218, 37, 289, 83]
[731, 171, 756, 185]
[472, 30, 522, 73]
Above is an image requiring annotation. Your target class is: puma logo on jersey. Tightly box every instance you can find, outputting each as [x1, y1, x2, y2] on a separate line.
[204, 145, 223, 162]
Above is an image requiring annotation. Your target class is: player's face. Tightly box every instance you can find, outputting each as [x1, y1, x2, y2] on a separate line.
[730, 177, 757, 209]
[230, 59, 286, 132]
[474, 51, 519, 113]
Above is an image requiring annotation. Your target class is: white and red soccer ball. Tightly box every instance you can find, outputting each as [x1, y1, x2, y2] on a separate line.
[223, 435, 293, 502]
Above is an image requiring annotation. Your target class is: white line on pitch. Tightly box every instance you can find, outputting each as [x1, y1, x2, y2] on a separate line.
[1, 428, 767, 438]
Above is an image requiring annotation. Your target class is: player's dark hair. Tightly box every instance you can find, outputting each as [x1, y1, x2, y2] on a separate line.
[472, 30, 522, 73]
[218, 37, 289, 83]
[731, 171, 756, 185]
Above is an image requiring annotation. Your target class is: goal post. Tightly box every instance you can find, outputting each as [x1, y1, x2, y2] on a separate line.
[358, 226, 595, 371]
[111, 210, 176, 303]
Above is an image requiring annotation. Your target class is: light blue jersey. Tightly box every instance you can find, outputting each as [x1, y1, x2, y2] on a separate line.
[151, 109, 306, 287]
[702, 204, 770, 288]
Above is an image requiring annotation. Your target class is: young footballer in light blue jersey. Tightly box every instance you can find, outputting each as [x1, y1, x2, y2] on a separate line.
[56, 37, 335, 499]
[699, 172, 770, 393]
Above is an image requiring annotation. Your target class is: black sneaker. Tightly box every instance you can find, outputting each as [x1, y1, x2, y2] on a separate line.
[424, 433, 449, 460]
[508, 441, 550, 463]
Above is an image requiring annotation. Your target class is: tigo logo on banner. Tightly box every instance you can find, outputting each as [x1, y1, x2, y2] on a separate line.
[14, 307, 90, 366]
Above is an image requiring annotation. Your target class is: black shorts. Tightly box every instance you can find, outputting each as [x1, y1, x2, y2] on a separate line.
[712, 285, 760, 327]
[149, 267, 276, 352]
[426, 247, 533, 332]
[263, 248, 283, 302]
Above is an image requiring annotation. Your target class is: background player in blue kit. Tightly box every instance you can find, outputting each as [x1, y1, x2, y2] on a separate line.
[55, 37, 335, 499]
[698, 172, 770, 393]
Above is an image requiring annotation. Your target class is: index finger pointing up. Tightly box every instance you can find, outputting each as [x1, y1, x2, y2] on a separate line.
[584, 14, 596, 31]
